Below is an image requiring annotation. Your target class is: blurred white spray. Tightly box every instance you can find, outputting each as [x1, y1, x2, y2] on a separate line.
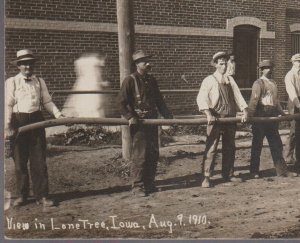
[62, 53, 109, 118]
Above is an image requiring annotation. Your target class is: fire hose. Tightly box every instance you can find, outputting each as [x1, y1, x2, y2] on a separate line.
[17, 113, 300, 134]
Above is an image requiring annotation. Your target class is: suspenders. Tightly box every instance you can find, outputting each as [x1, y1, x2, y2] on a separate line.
[130, 74, 142, 105]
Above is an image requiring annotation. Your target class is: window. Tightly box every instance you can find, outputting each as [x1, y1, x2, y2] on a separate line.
[291, 31, 300, 54]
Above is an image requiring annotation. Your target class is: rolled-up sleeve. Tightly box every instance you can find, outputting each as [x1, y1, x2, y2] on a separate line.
[5, 78, 16, 127]
[196, 77, 211, 111]
[40, 78, 61, 118]
[285, 72, 300, 108]
[229, 77, 248, 111]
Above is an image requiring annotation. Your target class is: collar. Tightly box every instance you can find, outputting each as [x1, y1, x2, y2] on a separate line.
[213, 71, 230, 84]
[291, 66, 300, 76]
[261, 75, 270, 82]
[17, 72, 36, 82]
[135, 71, 149, 81]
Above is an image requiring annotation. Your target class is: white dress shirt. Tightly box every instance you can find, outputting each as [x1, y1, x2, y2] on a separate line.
[285, 66, 300, 108]
[5, 73, 61, 126]
[196, 71, 248, 112]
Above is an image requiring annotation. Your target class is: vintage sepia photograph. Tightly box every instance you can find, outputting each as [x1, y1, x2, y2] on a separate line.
[3, 0, 300, 241]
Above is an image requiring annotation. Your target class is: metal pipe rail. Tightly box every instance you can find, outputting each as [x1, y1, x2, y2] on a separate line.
[18, 114, 300, 134]
[50, 88, 252, 95]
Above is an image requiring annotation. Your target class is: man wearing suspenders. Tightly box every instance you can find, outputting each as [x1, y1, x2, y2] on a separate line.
[197, 52, 249, 188]
[5, 49, 63, 207]
[248, 60, 297, 178]
[118, 50, 173, 196]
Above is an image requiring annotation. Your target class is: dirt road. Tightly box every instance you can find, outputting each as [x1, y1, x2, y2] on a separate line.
[4, 131, 300, 239]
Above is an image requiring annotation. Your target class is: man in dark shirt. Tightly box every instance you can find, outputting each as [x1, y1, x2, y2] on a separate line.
[118, 50, 173, 196]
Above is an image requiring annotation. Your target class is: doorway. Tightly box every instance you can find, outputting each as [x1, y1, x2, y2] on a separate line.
[233, 25, 260, 88]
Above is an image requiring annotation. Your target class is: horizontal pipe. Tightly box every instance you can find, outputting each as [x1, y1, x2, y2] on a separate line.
[50, 88, 252, 95]
[18, 114, 300, 134]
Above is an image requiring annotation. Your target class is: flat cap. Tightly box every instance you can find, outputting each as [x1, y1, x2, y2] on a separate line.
[258, 60, 273, 69]
[211, 51, 229, 63]
[132, 50, 152, 63]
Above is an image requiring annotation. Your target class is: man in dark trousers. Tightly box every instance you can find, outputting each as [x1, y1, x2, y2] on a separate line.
[118, 50, 173, 196]
[5, 49, 64, 207]
[248, 60, 297, 178]
[197, 51, 249, 188]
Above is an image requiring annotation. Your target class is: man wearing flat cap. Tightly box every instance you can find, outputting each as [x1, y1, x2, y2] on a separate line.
[248, 60, 297, 178]
[5, 49, 64, 207]
[118, 50, 173, 196]
[285, 53, 300, 172]
[197, 51, 249, 188]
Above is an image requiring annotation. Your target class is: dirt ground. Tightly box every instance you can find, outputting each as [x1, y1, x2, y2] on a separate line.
[4, 128, 300, 240]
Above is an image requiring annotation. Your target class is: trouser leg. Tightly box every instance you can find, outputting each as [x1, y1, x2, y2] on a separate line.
[202, 124, 221, 177]
[143, 126, 159, 188]
[285, 120, 296, 162]
[29, 128, 49, 199]
[265, 122, 288, 175]
[13, 133, 30, 198]
[130, 125, 146, 187]
[221, 124, 236, 178]
[295, 109, 300, 169]
[250, 123, 265, 173]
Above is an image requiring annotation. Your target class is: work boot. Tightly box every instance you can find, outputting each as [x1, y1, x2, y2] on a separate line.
[13, 197, 27, 207]
[280, 171, 298, 177]
[131, 186, 147, 197]
[201, 177, 211, 188]
[250, 172, 260, 179]
[36, 197, 54, 207]
[228, 176, 243, 182]
[223, 174, 243, 183]
[145, 182, 159, 194]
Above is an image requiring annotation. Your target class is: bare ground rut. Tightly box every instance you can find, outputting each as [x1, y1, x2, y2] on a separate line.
[4, 132, 300, 239]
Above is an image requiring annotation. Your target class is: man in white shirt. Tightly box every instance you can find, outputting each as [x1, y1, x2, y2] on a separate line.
[248, 60, 297, 178]
[197, 51, 248, 188]
[5, 49, 63, 207]
[285, 53, 300, 172]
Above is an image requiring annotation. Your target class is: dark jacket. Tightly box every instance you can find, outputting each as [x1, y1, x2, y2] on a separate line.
[118, 71, 173, 120]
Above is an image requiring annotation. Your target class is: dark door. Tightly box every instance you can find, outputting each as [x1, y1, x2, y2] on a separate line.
[233, 25, 259, 88]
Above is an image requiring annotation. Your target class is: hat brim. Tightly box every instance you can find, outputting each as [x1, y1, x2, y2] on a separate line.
[133, 55, 153, 63]
[258, 65, 273, 69]
[11, 57, 37, 65]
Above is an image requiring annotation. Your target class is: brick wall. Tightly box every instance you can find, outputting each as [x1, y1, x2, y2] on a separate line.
[274, 0, 288, 98]
[5, 0, 117, 23]
[133, 0, 275, 31]
[6, 0, 275, 30]
[5, 0, 281, 116]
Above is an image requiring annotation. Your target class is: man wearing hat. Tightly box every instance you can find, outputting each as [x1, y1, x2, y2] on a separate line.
[5, 49, 64, 207]
[285, 53, 300, 172]
[248, 60, 297, 178]
[197, 51, 249, 188]
[118, 50, 173, 196]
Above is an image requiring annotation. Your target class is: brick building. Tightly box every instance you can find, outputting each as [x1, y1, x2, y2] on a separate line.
[5, 0, 300, 116]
